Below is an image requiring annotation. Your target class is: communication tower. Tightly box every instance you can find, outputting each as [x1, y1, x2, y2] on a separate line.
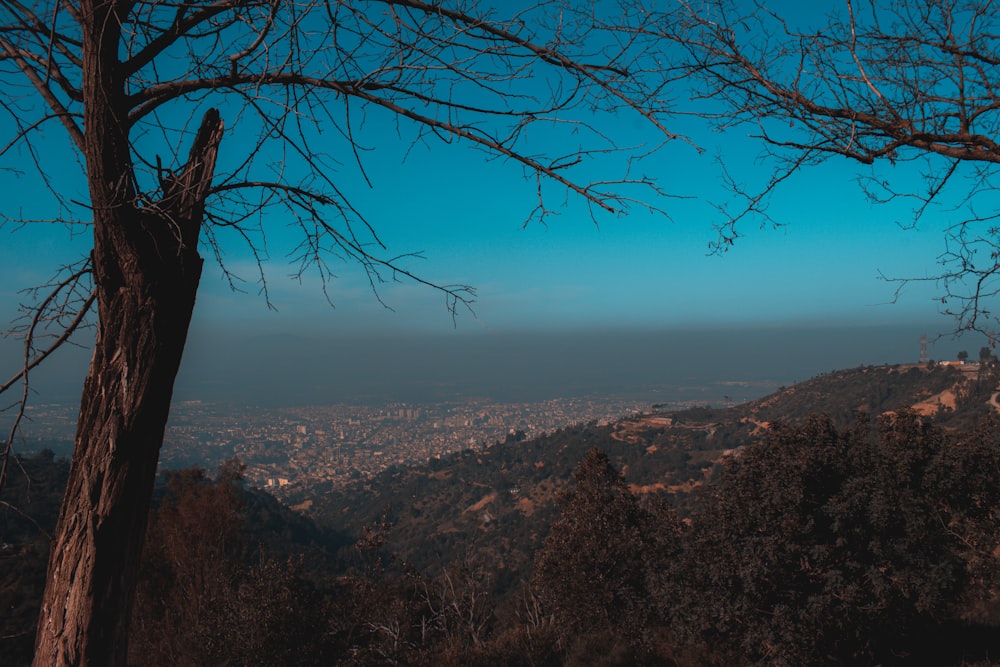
[919, 334, 929, 364]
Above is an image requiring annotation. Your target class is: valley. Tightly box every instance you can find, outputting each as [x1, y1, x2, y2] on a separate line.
[5, 360, 1000, 665]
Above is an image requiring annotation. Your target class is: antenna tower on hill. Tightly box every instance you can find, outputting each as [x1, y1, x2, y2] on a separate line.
[919, 334, 929, 364]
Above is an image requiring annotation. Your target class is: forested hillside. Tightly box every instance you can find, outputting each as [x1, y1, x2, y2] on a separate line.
[4, 362, 1000, 665]
[299, 363, 978, 575]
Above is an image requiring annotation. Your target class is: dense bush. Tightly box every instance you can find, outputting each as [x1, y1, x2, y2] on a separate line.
[532, 448, 679, 661]
[667, 412, 1000, 666]
[129, 461, 336, 666]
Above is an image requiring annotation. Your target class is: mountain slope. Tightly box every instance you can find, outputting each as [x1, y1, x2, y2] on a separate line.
[302, 362, 992, 594]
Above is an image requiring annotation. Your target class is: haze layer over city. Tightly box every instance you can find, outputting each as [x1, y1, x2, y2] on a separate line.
[0, 0, 986, 464]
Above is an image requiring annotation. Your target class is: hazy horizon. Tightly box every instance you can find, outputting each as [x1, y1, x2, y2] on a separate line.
[2, 321, 980, 409]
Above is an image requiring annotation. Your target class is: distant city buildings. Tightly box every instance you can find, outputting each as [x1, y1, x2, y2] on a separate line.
[12, 388, 773, 496]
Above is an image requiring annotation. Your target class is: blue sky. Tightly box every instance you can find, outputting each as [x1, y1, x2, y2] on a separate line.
[0, 1, 984, 372]
[0, 111, 964, 349]
[0, 125, 958, 342]
[156, 125, 962, 337]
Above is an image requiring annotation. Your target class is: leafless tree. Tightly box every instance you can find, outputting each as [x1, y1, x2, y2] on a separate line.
[664, 0, 1000, 334]
[0, 1, 684, 664]
[418, 561, 495, 651]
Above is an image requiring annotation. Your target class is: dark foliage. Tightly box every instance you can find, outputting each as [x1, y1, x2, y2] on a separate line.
[129, 461, 339, 666]
[533, 448, 680, 663]
[6, 366, 1000, 665]
[0, 451, 68, 666]
[300, 364, 973, 591]
[729, 365, 961, 427]
[302, 423, 625, 596]
[668, 412, 1000, 666]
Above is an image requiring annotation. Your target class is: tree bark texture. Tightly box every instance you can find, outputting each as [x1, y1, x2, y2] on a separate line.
[33, 112, 224, 666]
[32, 7, 224, 662]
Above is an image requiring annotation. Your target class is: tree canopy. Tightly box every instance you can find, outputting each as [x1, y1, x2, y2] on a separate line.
[533, 447, 678, 661]
[670, 412, 1000, 665]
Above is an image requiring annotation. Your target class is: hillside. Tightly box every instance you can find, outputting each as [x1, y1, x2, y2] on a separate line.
[300, 362, 992, 592]
[0, 456, 342, 665]
[5, 361, 1000, 665]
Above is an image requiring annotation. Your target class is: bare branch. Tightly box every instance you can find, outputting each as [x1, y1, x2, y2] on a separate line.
[667, 0, 1000, 331]
[0, 289, 94, 397]
[211, 179, 477, 319]
[122, 1, 240, 77]
[1, 262, 94, 494]
[0, 2, 694, 662]
[0, 32, 82, 148]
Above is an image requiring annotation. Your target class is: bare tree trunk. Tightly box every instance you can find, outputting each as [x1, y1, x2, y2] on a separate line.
[32, 5, 225, 662]
[32, 106, 223, 666]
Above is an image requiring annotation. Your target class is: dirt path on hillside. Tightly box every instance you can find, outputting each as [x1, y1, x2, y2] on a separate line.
[911, 388, 958, 416]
